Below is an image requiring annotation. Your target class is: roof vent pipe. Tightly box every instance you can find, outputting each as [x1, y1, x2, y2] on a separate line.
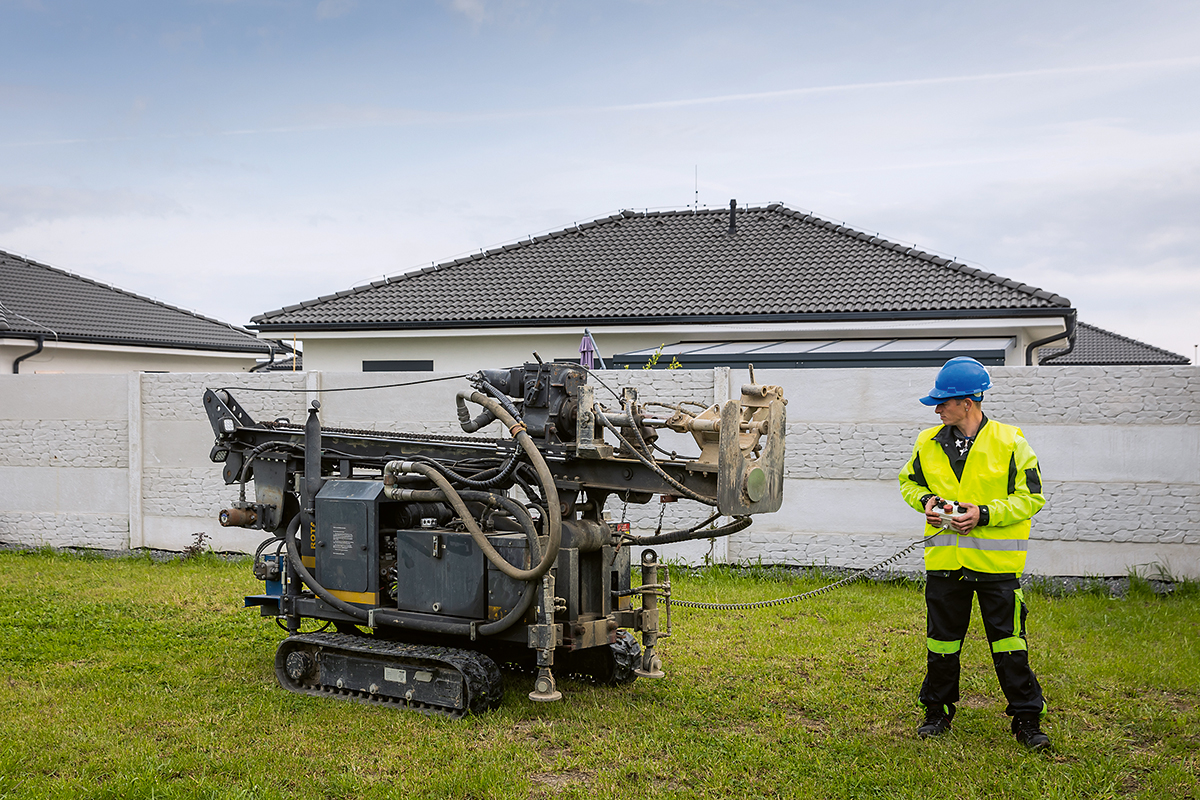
[728, 199, 737, 236]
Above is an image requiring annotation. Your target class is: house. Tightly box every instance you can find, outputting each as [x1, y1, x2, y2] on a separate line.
[250, 202, 1084, 371]
[1040, 321, 1188, 366]
[0, 249, 287, 373]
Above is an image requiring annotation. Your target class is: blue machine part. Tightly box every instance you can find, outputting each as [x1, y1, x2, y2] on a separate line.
[245, 553, 283, 611]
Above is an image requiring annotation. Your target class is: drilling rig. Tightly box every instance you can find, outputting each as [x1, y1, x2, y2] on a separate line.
[205, 363, 785, 716]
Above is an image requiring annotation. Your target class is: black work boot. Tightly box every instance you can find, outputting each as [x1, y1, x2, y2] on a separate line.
[917, 706, 953, 739]
[1011, 714, 1052, 751]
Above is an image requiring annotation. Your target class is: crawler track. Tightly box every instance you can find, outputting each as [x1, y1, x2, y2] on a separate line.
[275, 632, 502, 718]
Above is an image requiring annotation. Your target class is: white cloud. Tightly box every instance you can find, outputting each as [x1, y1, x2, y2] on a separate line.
[0, 186, 182, 233]
[446, 0, 488, 25]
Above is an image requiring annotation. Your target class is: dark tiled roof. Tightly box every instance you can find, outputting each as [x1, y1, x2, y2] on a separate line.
[1041, 321, 1189, 365]
[0, 249, 274, 354]
[264, 352, 303, 371]
[252, 204, 1071, 330]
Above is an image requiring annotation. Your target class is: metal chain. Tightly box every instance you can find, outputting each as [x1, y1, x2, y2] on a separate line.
[664, 539, 924, 611]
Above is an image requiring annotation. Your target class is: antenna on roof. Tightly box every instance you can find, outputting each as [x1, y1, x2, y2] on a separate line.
[694, 165, 698, 213]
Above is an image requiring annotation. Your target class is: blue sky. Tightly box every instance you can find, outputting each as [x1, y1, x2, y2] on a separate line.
[3, 0, 1198, 360]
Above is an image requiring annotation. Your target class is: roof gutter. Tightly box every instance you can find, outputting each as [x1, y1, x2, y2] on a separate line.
[12, 335, 45, 374]
[250, 306, 1073, 333]
[1025, 309, 1077, 366]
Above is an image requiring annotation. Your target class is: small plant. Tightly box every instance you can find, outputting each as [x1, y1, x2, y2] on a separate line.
[181, 530, 210, 560]
[643, 343, 666, 369]
[1127, 565, 1160, 599]
[641, 344, 684, 370]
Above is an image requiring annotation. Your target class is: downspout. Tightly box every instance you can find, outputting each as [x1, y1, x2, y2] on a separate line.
[249, 342, 277, 372]
[1025, 309, 1077, 366]
[12, 335, 45, 374]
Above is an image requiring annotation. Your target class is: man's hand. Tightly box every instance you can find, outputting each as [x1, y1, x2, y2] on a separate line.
[923, 495, 944, 527]
[949, 502, 981, 533]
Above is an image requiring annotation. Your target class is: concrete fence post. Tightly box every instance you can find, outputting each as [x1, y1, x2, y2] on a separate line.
[127, 371, 143, 549]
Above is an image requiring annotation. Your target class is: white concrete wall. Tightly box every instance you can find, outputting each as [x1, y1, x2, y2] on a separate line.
[1, 366, 1196, 577]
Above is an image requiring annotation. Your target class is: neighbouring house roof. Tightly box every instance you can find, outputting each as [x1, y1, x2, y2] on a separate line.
[1040, 321, 1189, 366]
[265, 352, 303, 371]
[0, 249, 277, 355]
[251, 203, 1072, 332]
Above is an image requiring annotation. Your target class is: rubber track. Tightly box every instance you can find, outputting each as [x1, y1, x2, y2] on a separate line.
[276, 632, 503, 718]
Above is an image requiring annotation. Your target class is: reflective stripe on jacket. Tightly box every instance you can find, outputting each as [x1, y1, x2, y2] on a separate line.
[898, 419, 1045, 575]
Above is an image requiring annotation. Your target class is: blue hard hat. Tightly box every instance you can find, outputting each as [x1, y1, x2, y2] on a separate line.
[919, 357, 992, 406]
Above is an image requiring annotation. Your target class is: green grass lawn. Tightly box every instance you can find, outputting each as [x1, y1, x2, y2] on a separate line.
[0, 550, 1196, 800]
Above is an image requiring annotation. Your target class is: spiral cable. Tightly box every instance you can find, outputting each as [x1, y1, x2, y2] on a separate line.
[647, 539, 924, 611]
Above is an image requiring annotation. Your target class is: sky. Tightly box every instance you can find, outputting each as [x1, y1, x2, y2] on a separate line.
[2, 0, 1198, 361]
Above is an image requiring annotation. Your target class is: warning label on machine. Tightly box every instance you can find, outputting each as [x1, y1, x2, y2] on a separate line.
[330, 524, 355, 557]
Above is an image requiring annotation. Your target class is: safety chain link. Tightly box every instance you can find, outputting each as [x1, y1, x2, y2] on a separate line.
[662, 539, 925, 611]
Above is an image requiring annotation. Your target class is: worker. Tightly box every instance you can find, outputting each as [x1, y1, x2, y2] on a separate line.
[898, 356, 1051, 751]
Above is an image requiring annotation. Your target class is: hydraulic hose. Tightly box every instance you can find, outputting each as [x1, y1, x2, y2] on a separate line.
[625, 514, 752, 545]
[411, 452, 523, 490]
[594, 404, 718, 506]
[237, 441, 304, 503]
[281, 513, 538, 636]
[474, 378, 524, 422]
[385, 459, 558, 582]
[455, 393, 498, 433]
[458, 389, 562, 572]
[283, 513, 370, 623]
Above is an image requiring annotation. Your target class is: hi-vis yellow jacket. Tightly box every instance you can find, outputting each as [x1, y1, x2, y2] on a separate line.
[898, 419, 1045, 576]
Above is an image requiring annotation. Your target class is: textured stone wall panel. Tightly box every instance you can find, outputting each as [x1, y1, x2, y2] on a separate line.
[142, 468, 240, 518]
[601, 369, 720, 407]
[785, 423, 914, 480]
[141, 374, 308, 422]
[727, 531, 925, 571]
[1034, 482, 1200, 545]
[0, 420, 128, 467]
[0, 512, 128, 549]
[987, 367, 1200, 425]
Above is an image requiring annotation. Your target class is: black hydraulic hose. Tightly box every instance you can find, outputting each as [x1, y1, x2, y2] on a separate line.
[411, 451, 522, 490]
[475, 379, 524, 422]
[514, 464, 546, 507]
[397, 488, 540, 541]
[281, 514, 537, 637]
[387, 459, 558, 582]
[455, 390, 562, 574]
[455, 393, 498, 433]
[626, 515, 752, 545]
[595, 405, 718, 506]
[238, 441, 304, 502]
[283, 514, 370, 622]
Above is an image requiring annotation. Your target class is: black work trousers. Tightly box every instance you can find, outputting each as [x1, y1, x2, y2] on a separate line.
[919, 573, 1045, 719]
